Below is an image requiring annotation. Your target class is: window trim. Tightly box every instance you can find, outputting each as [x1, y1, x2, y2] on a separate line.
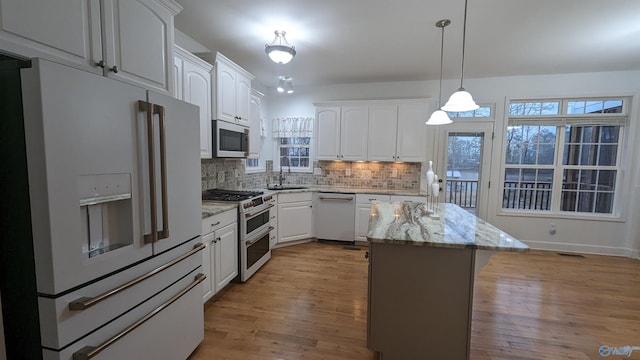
[498, 96, 629, 220]
[274, 136, 314, 173]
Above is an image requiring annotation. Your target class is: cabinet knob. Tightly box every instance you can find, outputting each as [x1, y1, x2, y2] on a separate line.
[215, 237, 221, 243]
[96, 60, 105, 68]
[109, 65, 119, 73]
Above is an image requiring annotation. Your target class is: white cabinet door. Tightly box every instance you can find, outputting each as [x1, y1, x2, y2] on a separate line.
[278, 201, 313, 243]
[269, 196, 278, 248]
[214, 221, 238, 291]
[172, 55, 183, 99]
[215, 61, 237, 122]
[368, 104, 398, 161]
[396, 103, 428, 162]
[236, 72, 251, 126]
[101, 0, 175, 93]
[182, 59, 212, 159]
[355, 203, 372, 241]
[315, 107, 341, 160]
[201, 232, 214, 302]
[0, 0, 102, 74]
[340, 106, 368, 161]
[248, 92, 262, 158]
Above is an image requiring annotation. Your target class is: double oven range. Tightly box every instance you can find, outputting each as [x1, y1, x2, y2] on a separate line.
[202, 189, 275, 281]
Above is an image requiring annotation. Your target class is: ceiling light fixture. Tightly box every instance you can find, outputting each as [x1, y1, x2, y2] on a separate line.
[427, 19, 453, 125]
[276, 77, 294, 94]
[441, 0, 479, 112]
[265, 30, 296, 64]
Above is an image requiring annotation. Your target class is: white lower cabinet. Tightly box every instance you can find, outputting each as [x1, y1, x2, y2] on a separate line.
[390, 195, 427, 203]
[277, 192, 314, 245]
[269, 194, 278, 248]
[201, 209, 238, 302]
[355, 194, 390, 242]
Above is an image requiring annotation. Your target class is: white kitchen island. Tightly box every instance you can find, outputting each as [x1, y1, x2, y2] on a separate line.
[366, 201, 529, 360]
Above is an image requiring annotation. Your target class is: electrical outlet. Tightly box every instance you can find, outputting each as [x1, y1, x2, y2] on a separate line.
[314, 167, 322, 175]
[391, 169, 398, 178]
[345, 168, 351, 176]
[218, 171, 225, 183]
[549, 223, 557, 235]
[234, 169, 239, 178]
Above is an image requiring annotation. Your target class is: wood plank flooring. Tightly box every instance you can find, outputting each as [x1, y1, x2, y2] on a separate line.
[188, 242, 640, 360]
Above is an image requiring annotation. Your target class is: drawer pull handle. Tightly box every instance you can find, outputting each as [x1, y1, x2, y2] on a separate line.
[72, 273, 206, 360]
[318, 196, 354, 201]
[68, 243, 205, 311]
[210, 221, 221, 227]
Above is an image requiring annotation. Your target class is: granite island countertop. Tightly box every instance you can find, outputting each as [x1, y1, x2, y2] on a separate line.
[367, 201, 529, 252]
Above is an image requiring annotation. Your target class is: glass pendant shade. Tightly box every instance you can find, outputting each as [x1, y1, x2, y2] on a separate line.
[441, 88, 479, 112]
[276, 79, 285, 93]
[426, 110, 452, 125]
[265, 31, 296, 64]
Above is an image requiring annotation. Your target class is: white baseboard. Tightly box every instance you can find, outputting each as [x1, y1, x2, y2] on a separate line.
[524, 239, 640, 259]
[271, 238, 314, 249]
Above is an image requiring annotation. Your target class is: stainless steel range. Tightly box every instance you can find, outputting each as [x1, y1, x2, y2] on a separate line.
[202, 189, 275, 281]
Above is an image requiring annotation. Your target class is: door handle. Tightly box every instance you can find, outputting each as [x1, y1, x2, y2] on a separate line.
[139, 100, 158, 244]
[154, 104, 169, 240]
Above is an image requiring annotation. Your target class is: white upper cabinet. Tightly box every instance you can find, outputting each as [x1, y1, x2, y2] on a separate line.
[368, 102, 428, 162]
[315, 106, 368, 161]
[174, 45, 213, 158]
[368, 104, 399, 161]
[340, 106, 368, 161]
[395, 102, 428, 162]
[0, 0, 181, 93]
[215, 52, 254, 127]
[315, 107, 341, 160]
[248, 90, 263, 158]
[316, 100, 428, 163]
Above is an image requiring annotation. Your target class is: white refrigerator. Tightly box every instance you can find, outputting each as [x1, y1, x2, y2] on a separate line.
[1, 58, 204, 360]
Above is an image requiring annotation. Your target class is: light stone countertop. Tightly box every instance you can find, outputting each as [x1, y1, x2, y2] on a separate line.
[367, 201, 529, 252]
[201, 202, 237, 219]
[255, 185, 428, 197]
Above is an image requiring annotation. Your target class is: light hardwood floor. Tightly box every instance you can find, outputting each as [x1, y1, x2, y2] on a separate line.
[188, 242, 640, 360]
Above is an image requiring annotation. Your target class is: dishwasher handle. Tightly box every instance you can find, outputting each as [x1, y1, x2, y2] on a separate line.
[318, 196, 354, 201]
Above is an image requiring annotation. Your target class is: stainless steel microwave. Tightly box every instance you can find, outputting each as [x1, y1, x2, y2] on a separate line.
[213, 120, 249, 158]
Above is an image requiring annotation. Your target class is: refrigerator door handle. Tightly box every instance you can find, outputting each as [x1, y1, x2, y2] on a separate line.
[139, 100, 158, 244]
[153, 103, 169, 240]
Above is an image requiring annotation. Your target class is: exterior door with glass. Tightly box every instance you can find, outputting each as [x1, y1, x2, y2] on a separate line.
[435, 122, 494, 219]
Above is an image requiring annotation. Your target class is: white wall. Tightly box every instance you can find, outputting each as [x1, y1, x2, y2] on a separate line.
[266, 71, 640, 257]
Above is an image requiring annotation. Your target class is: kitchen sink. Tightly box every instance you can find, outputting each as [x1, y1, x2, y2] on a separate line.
[266, 185, 308, 190]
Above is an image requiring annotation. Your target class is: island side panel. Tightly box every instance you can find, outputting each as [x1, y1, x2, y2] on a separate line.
[368, 242, 476, 360]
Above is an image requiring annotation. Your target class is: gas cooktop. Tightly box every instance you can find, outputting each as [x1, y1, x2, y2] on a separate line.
[202, 188, 264, 202]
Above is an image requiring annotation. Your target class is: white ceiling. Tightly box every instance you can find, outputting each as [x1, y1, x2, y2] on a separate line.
[174, 0, 640, 89]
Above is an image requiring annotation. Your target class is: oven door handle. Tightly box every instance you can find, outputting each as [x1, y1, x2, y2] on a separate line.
[244, 203, 275, 218]
[245, 226, 274, 246]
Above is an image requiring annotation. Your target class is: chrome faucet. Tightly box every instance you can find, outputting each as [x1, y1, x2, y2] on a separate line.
[279, 156, 291, 186]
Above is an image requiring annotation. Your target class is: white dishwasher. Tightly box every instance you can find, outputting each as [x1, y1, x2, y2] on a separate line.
[315, 192, 356, 242]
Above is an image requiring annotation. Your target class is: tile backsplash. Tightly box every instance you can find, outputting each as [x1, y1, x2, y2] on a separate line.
[201, 158, 422, 191]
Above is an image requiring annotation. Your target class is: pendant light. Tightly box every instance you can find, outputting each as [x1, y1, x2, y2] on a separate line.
[426, 19, 453, 125]
[265, 30, 296, 64]
[441, 0, 479, 112]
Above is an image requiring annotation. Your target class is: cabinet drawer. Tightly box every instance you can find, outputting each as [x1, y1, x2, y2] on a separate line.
[278, 191, 313, 203]
[202, 209, 237, 235]
[390, 195, 427, 203]
[356, 194, 391, 203]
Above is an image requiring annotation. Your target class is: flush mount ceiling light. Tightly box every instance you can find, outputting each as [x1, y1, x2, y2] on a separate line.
[442, 0, 479, 112]
[277, 76, 294, 94]
[427, 19, 453, 126]
[265, 30, 296, 64]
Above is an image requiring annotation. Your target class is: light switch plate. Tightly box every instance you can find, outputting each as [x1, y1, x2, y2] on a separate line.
[391, 169, 398, 178]
[345, 168, 351, 176]
[313, 167, 322, 175]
